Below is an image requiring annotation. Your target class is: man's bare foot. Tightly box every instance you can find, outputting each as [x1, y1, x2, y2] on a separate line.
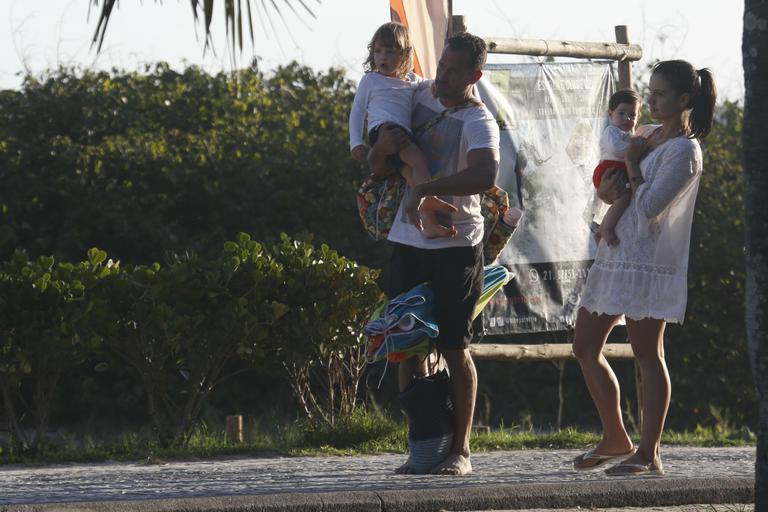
[430, 453, 472, 476]
[395, 458, 417, 474]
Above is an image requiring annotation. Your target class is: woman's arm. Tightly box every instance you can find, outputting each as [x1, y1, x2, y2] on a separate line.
[632, 139, 699, 219]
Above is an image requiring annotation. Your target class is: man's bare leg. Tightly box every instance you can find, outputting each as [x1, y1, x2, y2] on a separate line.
[431, 348, 476, 475]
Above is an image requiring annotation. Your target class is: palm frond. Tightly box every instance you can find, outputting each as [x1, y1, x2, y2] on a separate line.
[89, 0, 320, 53]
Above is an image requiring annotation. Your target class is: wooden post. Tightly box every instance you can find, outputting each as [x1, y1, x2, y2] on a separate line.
[482, 37, 642, 61]
[226, 414, 243, 444]
[470, 343, 634, 360]
[451, 15, 467, 36]
[634, 362, 643, 433]
[614, 25, 633, 90]
[555, 360, 566, 430]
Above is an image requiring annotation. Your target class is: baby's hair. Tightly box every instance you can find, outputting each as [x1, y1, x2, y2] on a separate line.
[652, 60, 717, 139]
[608, 89, 641, 111]
[364, 22, 413, 78]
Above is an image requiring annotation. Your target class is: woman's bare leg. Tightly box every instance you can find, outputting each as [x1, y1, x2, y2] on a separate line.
[622, 317, 668, 468]
[572, 307, 634, 462]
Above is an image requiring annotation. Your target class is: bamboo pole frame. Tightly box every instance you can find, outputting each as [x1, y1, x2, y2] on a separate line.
[451, 16, 638, 88]
[470, 343, 634, 361]
[451, 14, 638, 361]
[483, 37, 641, 62]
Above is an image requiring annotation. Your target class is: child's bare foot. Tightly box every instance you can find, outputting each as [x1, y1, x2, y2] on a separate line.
[601, 228, 620, 246]
[421, 221, 457, 239]
[419, 196, 457, 239]
[430, 453, 472, 476]
[419, 195, 457, 214]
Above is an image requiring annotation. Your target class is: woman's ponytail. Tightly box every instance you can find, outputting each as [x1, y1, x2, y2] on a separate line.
[652, 60, 718, 139]
[689, 68, 717, 139]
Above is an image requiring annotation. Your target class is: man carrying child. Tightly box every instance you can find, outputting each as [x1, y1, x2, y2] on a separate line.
[368, 32, 499, 476]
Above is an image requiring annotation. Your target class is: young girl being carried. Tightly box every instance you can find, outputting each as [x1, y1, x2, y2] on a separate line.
[349, 22, 457, 239]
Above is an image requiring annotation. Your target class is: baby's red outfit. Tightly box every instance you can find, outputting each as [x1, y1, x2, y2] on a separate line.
[592, 159, 626, 189]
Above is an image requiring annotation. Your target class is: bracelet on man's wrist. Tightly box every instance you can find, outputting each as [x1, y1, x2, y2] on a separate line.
[630, 176, 645, 185]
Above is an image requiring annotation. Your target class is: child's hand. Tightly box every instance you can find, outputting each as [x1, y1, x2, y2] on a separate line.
[351, 145, 368, 161]
[597, 168, 629, 204]
[625, 136, 648, 162]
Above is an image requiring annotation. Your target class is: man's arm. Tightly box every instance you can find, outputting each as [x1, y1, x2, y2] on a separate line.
[403, 147, 499, 227]
[415, 147, 499, 198]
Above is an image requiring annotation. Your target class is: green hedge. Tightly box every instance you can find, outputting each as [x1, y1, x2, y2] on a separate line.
[0, 63, 381, 269]
[0, 234, 381, 448]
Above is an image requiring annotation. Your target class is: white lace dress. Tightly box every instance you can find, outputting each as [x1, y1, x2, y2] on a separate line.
[579, 131, 703, 324]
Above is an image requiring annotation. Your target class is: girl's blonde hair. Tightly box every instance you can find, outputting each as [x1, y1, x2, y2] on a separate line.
[363, 22, 413, 78]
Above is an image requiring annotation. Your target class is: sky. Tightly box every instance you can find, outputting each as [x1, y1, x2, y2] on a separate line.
[0, 0, 745, 102]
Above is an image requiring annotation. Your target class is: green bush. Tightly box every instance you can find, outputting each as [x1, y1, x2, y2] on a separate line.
[0, 234, 381, 449]
[0, 64, 380, 269]
[270, 234, 382, 427]
[666, 101, 755, 427]
[0, 248, 118, 447]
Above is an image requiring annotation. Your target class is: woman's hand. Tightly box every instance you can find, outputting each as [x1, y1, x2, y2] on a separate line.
[597, 167, 630, 204]
[625, 136, 648, 162]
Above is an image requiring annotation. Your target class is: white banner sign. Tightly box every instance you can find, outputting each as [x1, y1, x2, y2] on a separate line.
[476, 62, 615, 335]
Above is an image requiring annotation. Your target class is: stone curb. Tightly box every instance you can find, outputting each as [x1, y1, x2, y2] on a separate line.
[5, 477, 753, 512]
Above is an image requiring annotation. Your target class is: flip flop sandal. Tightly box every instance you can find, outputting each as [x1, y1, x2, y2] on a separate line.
[605, 460, 665, 476]
[573, 448, 635, 471]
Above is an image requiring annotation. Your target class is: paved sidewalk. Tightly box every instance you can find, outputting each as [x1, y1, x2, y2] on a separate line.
[0, 447, 755, 511]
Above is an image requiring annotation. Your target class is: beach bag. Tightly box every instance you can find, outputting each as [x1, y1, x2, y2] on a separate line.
[356, 173, 405, 240]
[398, 369, 454, 473]
[481, 186, 516, 263]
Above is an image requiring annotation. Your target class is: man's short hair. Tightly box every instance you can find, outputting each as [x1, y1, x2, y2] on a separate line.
[608, 89, 641, 111]
[445, 32, 487, 71]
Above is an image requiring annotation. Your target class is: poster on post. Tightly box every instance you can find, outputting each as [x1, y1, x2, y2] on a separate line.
[476, 62, 615, 336]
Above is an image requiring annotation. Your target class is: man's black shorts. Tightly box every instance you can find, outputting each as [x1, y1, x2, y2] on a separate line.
[386, 242, 484, 351]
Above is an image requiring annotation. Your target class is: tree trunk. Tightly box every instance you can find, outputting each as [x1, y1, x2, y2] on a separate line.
[0, 379, 28, 448]
[743, 1, 768, 508]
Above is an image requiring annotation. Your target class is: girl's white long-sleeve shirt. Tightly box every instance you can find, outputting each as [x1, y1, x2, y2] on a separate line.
[348, 71, 422, 150]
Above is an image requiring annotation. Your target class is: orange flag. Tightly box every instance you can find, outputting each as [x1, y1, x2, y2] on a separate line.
[390, 0, 450, 79]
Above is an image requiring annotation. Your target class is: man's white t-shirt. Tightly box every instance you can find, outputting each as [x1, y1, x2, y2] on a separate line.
[387, 84, 500, 249]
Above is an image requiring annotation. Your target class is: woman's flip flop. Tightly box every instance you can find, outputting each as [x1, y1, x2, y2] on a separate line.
[573, 448, 635, 471]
